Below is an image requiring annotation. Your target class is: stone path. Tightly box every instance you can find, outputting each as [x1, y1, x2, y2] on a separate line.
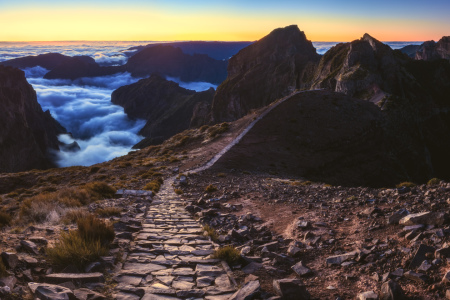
[113, 180, 236, 300]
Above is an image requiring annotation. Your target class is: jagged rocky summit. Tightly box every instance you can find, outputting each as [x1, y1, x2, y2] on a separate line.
[211, 25, 320, 122]
[0, 66, 66, 173]
[415, 36, 450, 61]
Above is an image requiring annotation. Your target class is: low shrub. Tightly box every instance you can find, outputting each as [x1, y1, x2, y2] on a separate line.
[89, 166, 101, 173]
[62, 209, 89, 224]
[77, 214, 115, 246]
[83, 182, 116, 200]
[205, 184, 217, 193]
[144, 178, 164, 194]
[212, 245, 240, 265]
[46, 230, 108, 268]
[96, 207, 122, 217]
[174, 189, 183, 195]
[427, 178, 441, 185]
[396, 182, 416, 188]
[203, 224, 218, 242]
[217, 173, 226, 178]
[0, 259, 7, 277]
[0, 211, 12, 228]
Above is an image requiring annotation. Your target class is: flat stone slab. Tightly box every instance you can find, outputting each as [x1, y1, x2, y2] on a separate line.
[123, 263, 167, 274]
[45, 272, 105, 283]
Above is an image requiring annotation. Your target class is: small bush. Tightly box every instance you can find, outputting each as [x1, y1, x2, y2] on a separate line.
[205, 184, 217, 193]
[77, 214, 115, 246]
[0, 259, 7, 277]
[0, 211, 12, 228]
[212, 245, 240, 265]
[96, 207, 122, 217]
[62, 209, 89, 224]
[203, 224, 218, 242]
[217, 173, 226, 178]
[83, 182, 116, 200]
[174, 189, 183, 195]
[427, 178, 441, 186]
[396, 182, 416, 188]
[46, 230, 108, 268]
[144, 178, 164, 194]
[89, 166, 101, 173]
[208, 123, 229, 138]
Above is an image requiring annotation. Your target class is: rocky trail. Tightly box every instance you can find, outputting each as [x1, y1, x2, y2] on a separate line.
[113, 182, 237, 300]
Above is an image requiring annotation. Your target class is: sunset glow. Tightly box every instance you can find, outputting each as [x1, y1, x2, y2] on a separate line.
[1, 1, 449, 42]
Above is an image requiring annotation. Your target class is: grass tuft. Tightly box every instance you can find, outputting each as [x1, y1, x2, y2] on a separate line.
[0, 211, 12, 228]
[205, 184, 217, 193]
[427, 178, 441, 186]
[174, 189, 183, 195]
[144, 178, 164, 194]
[203, 224, 219, 242]
[396, 182, 416, 188]
[0, 259, 7, 277]
[47, 214, 114, 269]
[96, 207, 122, 217]
[212, 245, 240, 265]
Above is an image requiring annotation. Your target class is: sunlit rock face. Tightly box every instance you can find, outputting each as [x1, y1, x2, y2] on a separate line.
[211, 25, 320, 122]
[415, 36, 450, 61]
[0, 65, 65, 172]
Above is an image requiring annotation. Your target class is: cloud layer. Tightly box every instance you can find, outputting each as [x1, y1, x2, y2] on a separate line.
[25, 67, 145, 167]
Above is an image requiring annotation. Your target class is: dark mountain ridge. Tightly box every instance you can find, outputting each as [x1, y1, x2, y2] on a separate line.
[0, 65, 66, 173]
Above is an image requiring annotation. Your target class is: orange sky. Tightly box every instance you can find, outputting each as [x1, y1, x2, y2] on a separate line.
[1, 1, 448, 42]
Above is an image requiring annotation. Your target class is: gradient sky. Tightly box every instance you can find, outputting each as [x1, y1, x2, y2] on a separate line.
[1, 0, 449, 42]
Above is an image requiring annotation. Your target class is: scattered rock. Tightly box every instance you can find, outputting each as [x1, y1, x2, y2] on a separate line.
[273, 278, 310, 300]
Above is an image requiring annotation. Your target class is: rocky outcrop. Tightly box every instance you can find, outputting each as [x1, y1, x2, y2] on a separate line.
[211, 25, 320, 122]
[0, 53, 73, 70]
[0, 66, 65, 173]
[415, 36, 450, 61]
[399, 45, 421, 58]
[124, 45, 227, 83]
[44, 56, 118, 80]
[312, 34, 403, 101]
[111, 74, 214, 147]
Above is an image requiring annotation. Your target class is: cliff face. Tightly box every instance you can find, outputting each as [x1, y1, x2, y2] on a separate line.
[124, 45, 227, 84]
[0, 66, 65, 173]
[415, 36, 450, 61]
[111, 74, 214, 146]
[211, 25, 320, 122]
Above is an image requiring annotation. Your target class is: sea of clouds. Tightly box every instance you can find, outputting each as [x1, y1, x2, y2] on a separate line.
[0, 40, 422, 167]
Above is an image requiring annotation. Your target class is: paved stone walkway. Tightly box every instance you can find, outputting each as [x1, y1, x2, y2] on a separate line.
[113, 179, 236, 300]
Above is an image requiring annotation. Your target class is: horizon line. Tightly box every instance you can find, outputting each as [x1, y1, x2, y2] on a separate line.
[0, 39, 426, 43]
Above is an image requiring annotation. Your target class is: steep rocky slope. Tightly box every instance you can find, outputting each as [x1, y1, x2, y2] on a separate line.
[415, 36, 450, 61]
[111, 74, 214, 146]
[43, 56, 118, 80]
[0, 66, 65, 173]
[211, 25, 320, 122]
[211, 90, 393, 186]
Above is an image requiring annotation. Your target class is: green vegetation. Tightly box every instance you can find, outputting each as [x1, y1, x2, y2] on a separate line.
[212, 245, 240, 265]
[0, 259, 7, 277]
[0, 211, 12, 228]
[174, 189, 183, 195]
[396, 182, 416, 188]
[205, 184, 218, 193]
[203, 224, 218, 242]
[427, 178, 441, 185]
[47, 214, 115, 268]
[144, 178, 164, 194]
[96, 207, 122, 217]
